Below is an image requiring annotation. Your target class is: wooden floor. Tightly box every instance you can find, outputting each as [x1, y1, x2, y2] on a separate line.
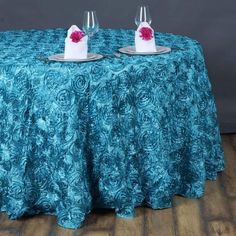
[0, 135, 236, 236]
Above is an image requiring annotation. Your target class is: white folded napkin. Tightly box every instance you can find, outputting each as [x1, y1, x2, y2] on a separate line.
[135, 22, 156, 52]
[64, 25, 88, 59]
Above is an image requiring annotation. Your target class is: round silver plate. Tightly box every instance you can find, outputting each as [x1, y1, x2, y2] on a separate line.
[48, 53, 103, 62]
[118, 46, 171, 55]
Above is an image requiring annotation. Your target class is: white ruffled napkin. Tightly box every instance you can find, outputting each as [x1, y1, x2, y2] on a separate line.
[135, 22, 156, 52]
[64, 25, 88, 59]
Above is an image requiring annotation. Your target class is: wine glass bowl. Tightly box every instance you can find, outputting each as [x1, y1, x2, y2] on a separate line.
[82, 11, 99, 38]
[135, 5, 152, 26]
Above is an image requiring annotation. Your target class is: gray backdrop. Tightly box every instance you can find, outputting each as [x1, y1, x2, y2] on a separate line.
[0, 0, 236, 133]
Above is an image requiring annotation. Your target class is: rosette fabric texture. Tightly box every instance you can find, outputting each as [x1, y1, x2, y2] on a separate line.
[64, 25, 88, 59]
[135, 22, 156, 52]
[0, 28, 224, 229]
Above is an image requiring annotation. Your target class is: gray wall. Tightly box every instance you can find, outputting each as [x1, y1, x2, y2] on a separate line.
[0, 0, 236, 133]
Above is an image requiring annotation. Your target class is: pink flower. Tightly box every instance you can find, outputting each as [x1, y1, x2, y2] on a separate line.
[139, 27, 153, 41]
[70, 31, 85, 43]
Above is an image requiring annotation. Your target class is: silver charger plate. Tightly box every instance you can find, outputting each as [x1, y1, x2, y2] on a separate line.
[118, 46, 171, 55]
[48, 53, 103, 62]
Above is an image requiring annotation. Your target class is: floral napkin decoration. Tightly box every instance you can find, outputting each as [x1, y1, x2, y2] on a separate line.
[64, 25, 88, 59]
[135, 22, 156, 52]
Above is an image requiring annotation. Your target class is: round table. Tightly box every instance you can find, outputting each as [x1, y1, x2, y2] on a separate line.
[0, 28, 224, 229]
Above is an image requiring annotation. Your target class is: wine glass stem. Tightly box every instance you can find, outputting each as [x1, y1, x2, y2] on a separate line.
[87, 36, 91, 52]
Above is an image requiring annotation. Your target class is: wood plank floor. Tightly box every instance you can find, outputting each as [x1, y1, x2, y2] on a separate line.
[0, 135, 235, 236]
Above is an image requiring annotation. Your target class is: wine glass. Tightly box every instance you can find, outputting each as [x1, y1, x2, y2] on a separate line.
[82, 11, 99, 38]
[135, 5, 152, 26]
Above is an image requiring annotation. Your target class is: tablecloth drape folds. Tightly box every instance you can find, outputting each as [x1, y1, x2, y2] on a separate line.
[0, 28, 224, 228]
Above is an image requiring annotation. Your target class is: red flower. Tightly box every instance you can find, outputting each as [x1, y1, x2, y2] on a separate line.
[70, 31, 85, 43]
[139, 27, 153, 41]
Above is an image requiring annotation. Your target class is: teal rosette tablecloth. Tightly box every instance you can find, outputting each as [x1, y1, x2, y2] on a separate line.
[0, 28, 224, 228]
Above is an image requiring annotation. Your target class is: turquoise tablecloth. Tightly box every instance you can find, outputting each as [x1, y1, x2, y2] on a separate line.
[0, 28, 224, 228]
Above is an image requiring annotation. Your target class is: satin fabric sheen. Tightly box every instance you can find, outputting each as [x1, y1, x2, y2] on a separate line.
[0, 28, 224, 228]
